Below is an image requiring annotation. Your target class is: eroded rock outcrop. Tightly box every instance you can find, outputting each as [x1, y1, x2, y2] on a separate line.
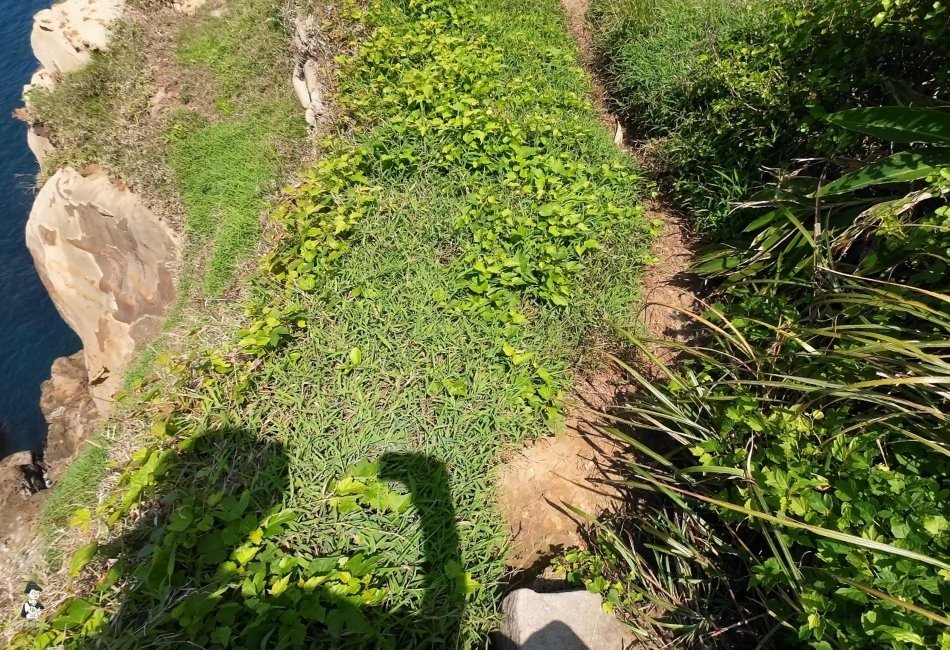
[20, 0, 123, 164]
[40, 353, 99, 481]
[0, 451, 44, 612]
[31, 0, 125, 75]
[291, 15, 327, 127]
[26, 166, 178, 413]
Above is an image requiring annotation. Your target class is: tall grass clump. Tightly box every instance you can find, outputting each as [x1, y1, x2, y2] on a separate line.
[590, 0, 950, 230]
[561, 107, 950, 648]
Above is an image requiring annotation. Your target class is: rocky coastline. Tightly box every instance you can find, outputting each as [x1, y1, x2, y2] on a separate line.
[0, 0, 326, 613]
[1, 0, 188, 609]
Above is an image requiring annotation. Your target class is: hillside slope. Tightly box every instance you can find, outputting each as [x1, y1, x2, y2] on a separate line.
[7, 0, 650, 646]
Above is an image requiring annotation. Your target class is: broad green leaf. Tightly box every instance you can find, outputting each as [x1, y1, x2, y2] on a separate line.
[69, 508, 92, 533]
[334, 476, 367, 496]
[828, 107, 950, 144]
[232, 545, 259, 566]
[653, 478, 950, 570]
[325, 603, 369, 638]
[299, 597, 327, 622]
[69, 542, 99, 577]
[346, 460, 379, 479]
[329, 495, 360, 513]
[167, 505, 195, 532]
[268, 574, 290, 597]
[262, 508, 297, 535]
[818, 149, 950, 196]
[210, 626, 232, 646]
[53, 599, 95, 629]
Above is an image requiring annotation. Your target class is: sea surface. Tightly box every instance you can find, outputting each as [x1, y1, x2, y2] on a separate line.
[0, 0, 82, 458]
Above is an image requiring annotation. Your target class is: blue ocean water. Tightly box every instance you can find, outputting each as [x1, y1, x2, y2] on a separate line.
[0, 0, 82, 458]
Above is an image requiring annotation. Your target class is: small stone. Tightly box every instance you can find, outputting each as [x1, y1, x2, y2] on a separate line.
[303, 59, 322, 107]
[498, 589, 637, 649]
[292, 66, 311, 109]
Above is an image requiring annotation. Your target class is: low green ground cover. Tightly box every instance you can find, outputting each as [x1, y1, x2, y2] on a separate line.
[16, 0, 648, 647]
[590, 0, 949, 230]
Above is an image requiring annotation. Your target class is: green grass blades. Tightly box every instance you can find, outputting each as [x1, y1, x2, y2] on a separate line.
[19, 0, 648, 647]
[169, 0, 306, 295]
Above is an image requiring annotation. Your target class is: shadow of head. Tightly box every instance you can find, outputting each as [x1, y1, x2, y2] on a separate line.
[497, 620, 591, 650]
[86, 425, 291, 645]
[378, 452, 465, 645]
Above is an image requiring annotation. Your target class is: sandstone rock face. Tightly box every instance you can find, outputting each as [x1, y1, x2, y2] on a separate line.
[20, 70, 56, 166]
[25, 167, 178, 413]
[40, 352, 99, 482]
[31, 0, 125, 76]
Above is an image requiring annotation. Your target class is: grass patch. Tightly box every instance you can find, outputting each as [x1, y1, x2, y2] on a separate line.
[37, 434, 110, 565]
[171, 0, 306, 294]
[18, 0, 648, 647]
[26, 21, 162, 191]
[590, 0, 950, 230]
[30, 0, 305, 570]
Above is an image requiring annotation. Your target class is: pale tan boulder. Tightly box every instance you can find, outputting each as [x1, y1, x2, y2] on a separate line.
[20, 70, 56, 165]
[25, 167, 178, 414]
[30, 0, 125, 76]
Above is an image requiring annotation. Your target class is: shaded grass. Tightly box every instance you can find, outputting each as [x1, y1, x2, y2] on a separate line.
[590, 0, 757, 128]
[589, 0, 765, 228]
[590, 0, 950, 231]
[37, 434, 110, 566]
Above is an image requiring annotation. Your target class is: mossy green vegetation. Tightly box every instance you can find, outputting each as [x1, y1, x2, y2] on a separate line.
[15, 0, 648, 647]
[171, 0, 306, 294]
[591, 0, 949, 230]
[35, 435, 110, 566]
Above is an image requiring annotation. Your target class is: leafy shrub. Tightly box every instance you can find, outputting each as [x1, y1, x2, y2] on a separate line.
[574, 107, 950, 648]
[590, 0, 950, 230]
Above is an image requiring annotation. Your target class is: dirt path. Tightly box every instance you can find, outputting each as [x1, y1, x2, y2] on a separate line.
[497, 0, 700, 574]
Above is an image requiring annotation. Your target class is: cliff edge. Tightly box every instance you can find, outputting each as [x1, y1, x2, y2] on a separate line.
[1, 0, 191, 611]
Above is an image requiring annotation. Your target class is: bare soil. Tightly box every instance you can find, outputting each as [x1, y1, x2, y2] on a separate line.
[497, 0, 701, 572]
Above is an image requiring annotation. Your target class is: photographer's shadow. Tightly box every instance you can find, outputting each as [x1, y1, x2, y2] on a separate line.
[78, 427, 465, 648]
